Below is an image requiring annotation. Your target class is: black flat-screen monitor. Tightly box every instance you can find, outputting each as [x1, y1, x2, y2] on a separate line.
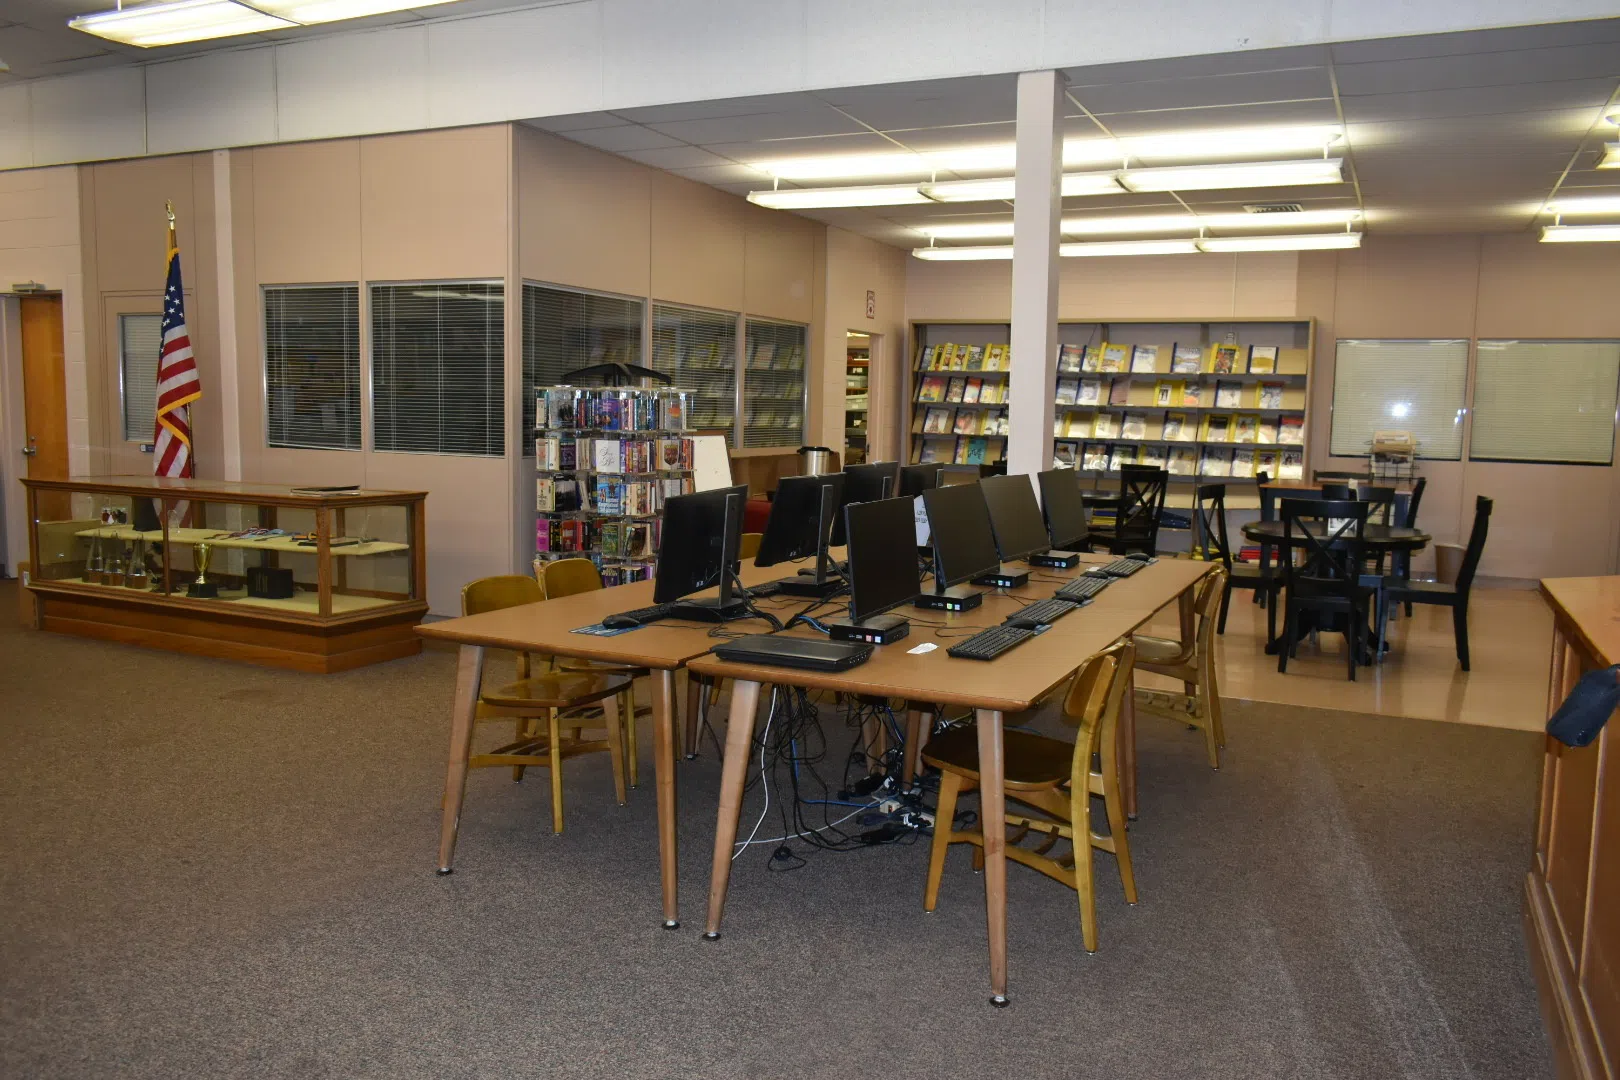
[981, 473, 1051, 562]
[921, 482, 1001, 591]
[653, 484, 748, 605]
[1037, 468, 1090, 551]
[844, 497, 922, 621]
[899, 464, 944, 498]
[830, 461, 899, 546]
[755, 473, 845, 569]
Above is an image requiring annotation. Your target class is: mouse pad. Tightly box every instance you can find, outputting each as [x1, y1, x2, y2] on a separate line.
[572, 624, 640, 636]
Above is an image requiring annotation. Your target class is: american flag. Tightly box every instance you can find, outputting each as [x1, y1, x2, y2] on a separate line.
[152, 242, 200, 479]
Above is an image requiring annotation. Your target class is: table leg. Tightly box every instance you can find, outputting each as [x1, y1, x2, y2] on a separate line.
[436, 644, 485, 875]
[684, 671, 703, 759]
[1121, 671, 1138, 820]
[975, 707, 1010, 1007]
[652, 669, 681, 928]
[704, 678, 764, 940]
[902, 705, 932, 788]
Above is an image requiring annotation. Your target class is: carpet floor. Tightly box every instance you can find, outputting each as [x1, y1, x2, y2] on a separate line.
[0, 582, 1551, 1079]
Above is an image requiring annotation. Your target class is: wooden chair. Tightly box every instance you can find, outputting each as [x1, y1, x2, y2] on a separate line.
[459, 575, 635, 834]
[1088, 465, 1169, 555]
[538, 558, 649, 786]
[738, 532, 763, 560]
[1132, 568, 1228, 768]
[1276, 499, 1372, 681]
[922, 641, 1137, 953]
[1377, 496, 1492, 671]
[1190, 484, 1275, 634]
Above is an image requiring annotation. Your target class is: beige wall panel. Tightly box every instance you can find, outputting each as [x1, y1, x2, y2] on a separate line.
[823, 226, 908, 458]
[743, 205, 816, 323]
[1231, 251, 1300, 315]
[1475, 234, 1620, 340]
[649, 170, 745, 312]
[363, 452, 510, 616]
[1462, 460, 1616, 580]
[89, 156, 205, 294]
[515, 128, 650, 297]
[907, 257, 1012, 322]
[360, 126, 508, 281]
[1331, 236, 1480, 339]
[250, 139, 363, 285]
[1059, 255, 1259, 319]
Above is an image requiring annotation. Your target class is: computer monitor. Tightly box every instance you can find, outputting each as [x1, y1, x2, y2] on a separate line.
[921, 482, 1001, 592]
[653, 483, 749, 618]
[899, 464, 943, 498]
[754, 473, 845, 597]
[830, 461, 899, 546]
[844, 497, 922, 622]
[980, 473, 1052, 562]
[1037, 468, 1090, 551]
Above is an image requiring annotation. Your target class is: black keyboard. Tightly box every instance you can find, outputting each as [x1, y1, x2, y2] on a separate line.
[1099, 557, 1147, 577]
[1056, 576, 1110, 603]
[948, 624, 1037, 661]
[602, 603, 674, 628]
[1013, 598, 1082, 626]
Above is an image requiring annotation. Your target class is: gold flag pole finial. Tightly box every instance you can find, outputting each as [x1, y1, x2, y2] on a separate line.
[165, 200, 176, 250]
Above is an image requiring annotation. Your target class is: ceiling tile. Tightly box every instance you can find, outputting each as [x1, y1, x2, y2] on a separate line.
[612, 92, 830, 125]
[1070, 67, 1334, 115]
[1092, 98, 1339, 136]
[886, 123, 1016, 152]
[644, 108, 867, 145]
[619, 145, 737, 170]
[565, 124, 686, 153]
[1333, 42, 1620, 97]
[668, 162, 774, 186]
[1329, 18, 1620, 65]
[1339, 79, 1619, 124]
[1065, 44, 1332, 85]
[699, 132, 903, 165]
[1345, 110, 1595, 152]
[525, 111, 629, 133]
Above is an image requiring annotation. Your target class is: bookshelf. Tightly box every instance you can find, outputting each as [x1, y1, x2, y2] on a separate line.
[845, 333, 871, 462]
[908, 322, 1013, 469]
[533, 385, 697, 585]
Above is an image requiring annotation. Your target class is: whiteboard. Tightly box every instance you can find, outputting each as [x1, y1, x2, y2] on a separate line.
[691, 435, 734, 492]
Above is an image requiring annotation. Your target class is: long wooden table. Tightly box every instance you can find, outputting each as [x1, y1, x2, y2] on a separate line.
[415, 560, 821, 929]
[687, 555, 1211, 1005]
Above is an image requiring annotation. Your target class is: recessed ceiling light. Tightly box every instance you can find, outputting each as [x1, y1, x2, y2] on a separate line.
[1599, 143, 1620, 169]
[1541, 224, 1620, 243]
[746, 185, 931, 209]
[1060, 240, 1201, 257]
[69, 0, 295, 47]
[1120, 158, 1345, 193]
[916, 208, 1362, 240]
[1197, 233, 1361, 252]
[911, 246, 1016, 261]
[918, 172, 1125, 203]
[1545, 195, 1620, 215]
[254, 0, 463, 21]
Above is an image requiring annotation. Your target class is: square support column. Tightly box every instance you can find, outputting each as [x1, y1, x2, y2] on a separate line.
[1006, 70, 1066, 481]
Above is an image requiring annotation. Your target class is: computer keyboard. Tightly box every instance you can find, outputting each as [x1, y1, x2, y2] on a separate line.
[601, 603, 675, 629]
[947, 624, 1037, 661]
[1055, 576, 1110, 603]
[1012, 597, 1082, 626]
[1099, 557, 1147, 577]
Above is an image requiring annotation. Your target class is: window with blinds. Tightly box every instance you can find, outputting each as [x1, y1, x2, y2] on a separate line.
[1472, 340, 1620, 464]
[1330, 339, 1468, 459]
[650, 303, 738, 440]
[264, 284, 361, 450]
[119, 313, 162, 442]
[521, 283, 644, 445]
[371, 281, 505, 457]
[742, 318, 807, 448]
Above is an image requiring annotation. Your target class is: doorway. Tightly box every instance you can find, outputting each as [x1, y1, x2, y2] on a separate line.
[21, 294, 70, 522]
[844, 331, 874, 464]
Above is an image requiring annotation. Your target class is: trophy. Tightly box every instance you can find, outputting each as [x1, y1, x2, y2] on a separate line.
[124, 540, 149, 590]
[85, 535, 105, 585]
[186, 542, 219, 599]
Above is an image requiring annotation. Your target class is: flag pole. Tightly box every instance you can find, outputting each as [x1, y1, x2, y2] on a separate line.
[166, 199, 176, 251]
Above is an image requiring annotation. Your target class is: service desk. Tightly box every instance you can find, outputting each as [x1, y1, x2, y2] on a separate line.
[1528, 576, 1620, 1080]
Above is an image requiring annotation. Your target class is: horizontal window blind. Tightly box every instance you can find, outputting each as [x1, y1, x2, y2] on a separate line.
[371, 282, 505, 457]
[522, 284, 644, 443]
[1330, 339, 1468, 459]
[742, 318, 807, 449]
[1472, 340, 1620, 464]
[650, 303, 737, 439]
[119, 313, 162, 442]
[264, 285, 361, 451]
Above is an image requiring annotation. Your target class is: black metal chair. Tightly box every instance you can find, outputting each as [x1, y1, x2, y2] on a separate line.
[1191, 483, 1278, 634]
[1392, 476, 1427, 615]
[1358, 485, 1396, 527]
[1314, 469, 1371, 484]
[1377, 496, 1492, 671]
[1089, 465, 1168, 555]
[1277, 498, 1373, 681]
[1319, 482, 1355, 501]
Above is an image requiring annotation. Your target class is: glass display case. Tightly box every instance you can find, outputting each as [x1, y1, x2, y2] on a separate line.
[21, 477, 428, 672]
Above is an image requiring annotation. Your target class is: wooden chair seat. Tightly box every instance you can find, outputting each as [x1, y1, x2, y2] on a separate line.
[1129, 634, 1188, 667]
[481, 670, 633, 710]
[920, 725, 1073, 789]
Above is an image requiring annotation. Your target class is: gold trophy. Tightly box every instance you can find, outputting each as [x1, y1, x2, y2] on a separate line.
[187, 542, 219, 599]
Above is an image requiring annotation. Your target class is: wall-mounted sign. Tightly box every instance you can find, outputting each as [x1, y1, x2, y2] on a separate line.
[865, 290, 876, 319]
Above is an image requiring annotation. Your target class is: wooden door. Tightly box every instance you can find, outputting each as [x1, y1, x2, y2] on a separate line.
[20, 295, 69, 519]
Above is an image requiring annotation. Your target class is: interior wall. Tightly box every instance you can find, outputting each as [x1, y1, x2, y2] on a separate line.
[823, 227, 909, 461]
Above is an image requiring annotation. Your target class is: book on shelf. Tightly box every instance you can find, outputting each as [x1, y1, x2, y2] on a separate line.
[1141, 443, 1168, 470]
[1108, 377, 1131, 406]
[1202, 414, 1231, 443]
[1054, 441, 1078, 467]
[1254, 448, 1282, 478]
[1232, 413, 1259, 443]
[963, 377, 983, 404]
[1199, 446, 1233, 477]
[1154, 379, 1182, 408]
[1168, 446, 1199, 476]
[1182, 382, 1204, 408]
[1099, 343, 1129, 372]
[1171, 344, 1204, 374]
[1081, 344, 1104, 372]
[1110, 444, 1138, 471]
[923, 406, 954, 434]
[942, 377, 964, 402]
[1257, 381, 1286, 409]
[536, 476, 556, 511]
[964, 436, 989, 465]
[1082, 442, 1110, 471]
[1130, 344, 1160, 373]
[1057, 343, 1085, 373]
[988, 412, 1009, 436]
[948, 345, 968, 371]
[535, 436, 560, 470]
[1247, 345, 1279, 374]
[1215, 381, 1244, 408]
[1231, 447, 1257, 478]
[1208, 343, 1240, 374]
[920, 438, 952, 463]
[918, 374, 948, 402]
[1278, 415, 1305, 445]
[1056, 377, 1080, 405]
[1161, 411, 1191, 442]
[1093, 412, 1119, 439]
[1077, 377, 1103, 406]
[1255, 417, 1279, 445]
[965, 345, 984, 371]
[1279, 447, 1304, 480]
[1065, 410, 1094, 438]
[953, 409, 978, 435]
[1121, 411, 1148, 440]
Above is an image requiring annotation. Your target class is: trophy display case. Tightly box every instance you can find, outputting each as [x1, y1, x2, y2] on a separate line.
[21, 477, 428, 672]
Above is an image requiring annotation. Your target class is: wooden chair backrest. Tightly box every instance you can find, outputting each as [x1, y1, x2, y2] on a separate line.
[738, 532, 763, 560]
[1062, 641, 1136, 779]
[462, 574, 543, 616]
[1195, 568, 1229, 658]
[540, 557, 603, 600]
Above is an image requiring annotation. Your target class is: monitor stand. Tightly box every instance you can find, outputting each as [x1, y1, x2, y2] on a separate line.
[669, 596, 752, 623]
[774, 573, 845, 598]
[914, 584, 982, 612]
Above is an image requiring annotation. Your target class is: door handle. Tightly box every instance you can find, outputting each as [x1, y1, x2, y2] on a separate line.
[22, 436, 37, 457]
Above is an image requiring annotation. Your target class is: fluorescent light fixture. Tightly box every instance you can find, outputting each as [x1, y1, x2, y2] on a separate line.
[69, 0, 295, 46]
[918, 208, 1362, 240]
[911, 246, 1015, 261]
[1599, 143, 1620, 169]
[1066, 125, 1343, 167]
[1061, 240, 1200, 257]
[1197, 232, 1362, 252]
[746, 185, 930, 209]
[1121, 158, 1345, 193]
[1545, 195, 1620, 215]
[920, 172, 1124, 203]
[254, 0, 463, 21]
[755, 148, 1014, 182]
[1541, 224, 1620, 243]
